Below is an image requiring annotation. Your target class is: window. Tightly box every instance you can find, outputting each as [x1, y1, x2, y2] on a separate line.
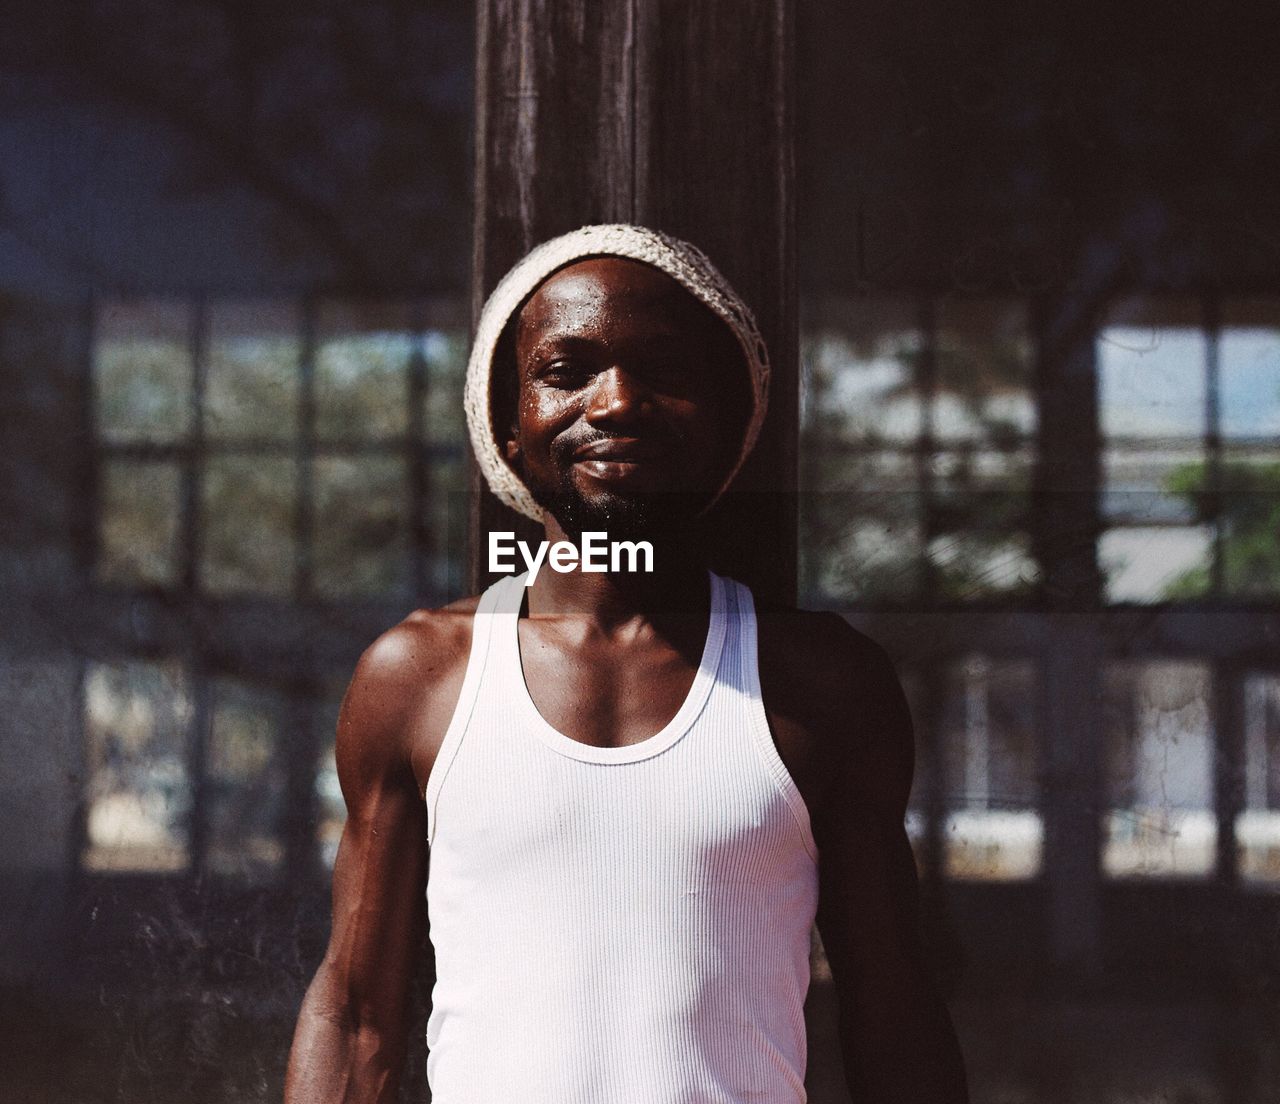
[83, 659, 193, 873]
[206, 677, 290, 879]
[800, 296, 1038, 606]
[896, 657, 1043, 883]
[92, 295, 469, 601]
[95, 300, 194, 588]
[1097, 298, 1280, 603]
[801, 296, 1042, 883]
[941, 656, 1041, 881]
[1102, 660, 1216, 879]
[84, 294, 469, 880]
[800, 293, 1280, 892]
[1239, 671, 1280, 883]
[82, 659, 369, 879]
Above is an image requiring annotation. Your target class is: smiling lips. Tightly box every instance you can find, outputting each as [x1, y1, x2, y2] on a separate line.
[572, 438, 669, 484]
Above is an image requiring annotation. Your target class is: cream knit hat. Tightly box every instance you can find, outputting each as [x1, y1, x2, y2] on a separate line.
[463, 223, 770, 522]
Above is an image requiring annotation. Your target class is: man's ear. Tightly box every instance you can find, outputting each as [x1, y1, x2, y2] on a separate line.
[502, 429, 522, 468]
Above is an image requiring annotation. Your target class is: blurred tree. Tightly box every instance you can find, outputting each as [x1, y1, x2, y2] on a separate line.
[0, 1, 473, 287]
[799, 323, 1036, 603]
[1163, 458, 1280, 598]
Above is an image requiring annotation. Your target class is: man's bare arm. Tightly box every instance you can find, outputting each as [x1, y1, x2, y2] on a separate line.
[284, 623, 439, 1104]
[811, 625, 970, 1104]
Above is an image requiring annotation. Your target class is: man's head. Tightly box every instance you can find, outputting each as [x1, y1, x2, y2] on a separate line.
[465, 225, 770, 538]
[493, 256, 751, 541]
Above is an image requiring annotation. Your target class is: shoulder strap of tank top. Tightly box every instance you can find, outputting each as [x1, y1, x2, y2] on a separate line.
[424, 576, 510, 844]
[485, 568, 531, 703]
[731, 577, 820, 862]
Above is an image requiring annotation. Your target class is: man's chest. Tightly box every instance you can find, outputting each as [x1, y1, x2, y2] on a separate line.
[410, 603, 842, 824]
[516, 630, 706, 750]
[517, 635, 829, 814]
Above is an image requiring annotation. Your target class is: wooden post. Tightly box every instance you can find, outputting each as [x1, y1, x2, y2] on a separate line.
[469, 0, 797, 603]
[1035, 303, 1106, 980]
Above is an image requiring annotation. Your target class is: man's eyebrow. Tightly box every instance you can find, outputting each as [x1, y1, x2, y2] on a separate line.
[525, 334, 600, 357]
[526, 331, 692, 358]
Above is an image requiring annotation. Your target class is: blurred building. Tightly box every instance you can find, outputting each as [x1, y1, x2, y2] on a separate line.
[796, 6, 1280, 1101]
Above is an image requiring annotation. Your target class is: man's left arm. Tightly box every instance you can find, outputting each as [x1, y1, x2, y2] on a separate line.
[810, 627, 970, 1104]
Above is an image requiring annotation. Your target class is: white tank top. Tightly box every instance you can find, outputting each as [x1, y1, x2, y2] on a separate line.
[423, 568, 820, 1103]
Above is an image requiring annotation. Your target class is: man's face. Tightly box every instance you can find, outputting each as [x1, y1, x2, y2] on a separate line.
[501, 256, 750, 541]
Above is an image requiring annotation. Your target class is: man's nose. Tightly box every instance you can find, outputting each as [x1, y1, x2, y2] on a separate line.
[584, 365, 652, 426]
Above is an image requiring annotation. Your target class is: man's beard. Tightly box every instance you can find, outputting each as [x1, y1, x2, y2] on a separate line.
[534, 483, 703, 545]
[520, 449, 709, 546]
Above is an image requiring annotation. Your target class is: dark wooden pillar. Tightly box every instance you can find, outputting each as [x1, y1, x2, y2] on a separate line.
[1035, 301, 1106, 980]
[469, 0, 797, 603]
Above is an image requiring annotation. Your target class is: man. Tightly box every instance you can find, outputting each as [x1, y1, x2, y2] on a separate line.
[284, 225, 969, 1103]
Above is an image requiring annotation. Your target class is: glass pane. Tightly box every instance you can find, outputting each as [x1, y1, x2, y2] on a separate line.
[1102, 446, 1208, 525]
[423, 451, 470, 601]
[421, 328, 470, 446]
[941, 657, 1041, 880]
[799, 453, 924, 603]
[98, 460, 182, 587]
[926, 449, 1037, 598]
[1238, 672, 1280, 883]
[201, 456, 296, 595]
[204, 300, 301, 441]
[933, 299, 1035, 444]
[313, 456, 409, 598]
[316, 301, 414, 441]
[83, 660, 192, 872]
[800, 299, 924, 445]
[94, 299, 193, 443]
[314, 679, 348, 871]
[1219, 451, 1280, 598]
[1099, 526, 1214, 602]
[1220, 300, 1280, 440]
[1098, 303, 1207, 439]
[207, 679, 287, 879]
[1102, 661, 1215, 878]
[927, 532, 1039, 600]
[930, 447, 1033, 533]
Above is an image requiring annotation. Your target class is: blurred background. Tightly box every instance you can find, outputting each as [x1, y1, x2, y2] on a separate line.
[1, 2, 1278, 1101]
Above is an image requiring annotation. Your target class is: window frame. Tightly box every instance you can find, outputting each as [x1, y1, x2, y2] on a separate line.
[77, 287, 469, 887]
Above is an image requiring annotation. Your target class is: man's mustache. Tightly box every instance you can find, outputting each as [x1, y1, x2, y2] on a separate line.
[550, 428, 682, 463]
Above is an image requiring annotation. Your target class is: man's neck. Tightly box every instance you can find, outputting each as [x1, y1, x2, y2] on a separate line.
[523, 517, 712, 631]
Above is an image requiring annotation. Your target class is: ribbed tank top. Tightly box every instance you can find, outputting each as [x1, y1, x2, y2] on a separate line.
[423, 568, 820, 1103]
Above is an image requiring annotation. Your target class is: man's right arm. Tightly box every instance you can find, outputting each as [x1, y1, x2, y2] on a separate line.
[284, 619, 444, 1104]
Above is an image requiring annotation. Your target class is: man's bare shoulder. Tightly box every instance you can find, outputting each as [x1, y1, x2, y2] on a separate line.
[753, 601, 912, 812]
[356, 593, 484, 691]
[338, 592, 487, 800]
[754, 601, 896, 709]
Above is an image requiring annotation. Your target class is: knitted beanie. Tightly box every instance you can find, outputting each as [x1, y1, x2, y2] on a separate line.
[463, 223, 770, 522]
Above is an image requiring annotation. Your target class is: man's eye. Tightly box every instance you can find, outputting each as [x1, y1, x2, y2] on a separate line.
[540, 361, 590, 387]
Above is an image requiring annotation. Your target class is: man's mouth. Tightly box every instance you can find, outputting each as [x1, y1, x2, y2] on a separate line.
[570, 438, 668, 484]
[572, 438, 667, 462]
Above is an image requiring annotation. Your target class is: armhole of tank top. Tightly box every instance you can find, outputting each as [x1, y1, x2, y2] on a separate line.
[735, 580, 820, 865]
[424, 578, 504, 846]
